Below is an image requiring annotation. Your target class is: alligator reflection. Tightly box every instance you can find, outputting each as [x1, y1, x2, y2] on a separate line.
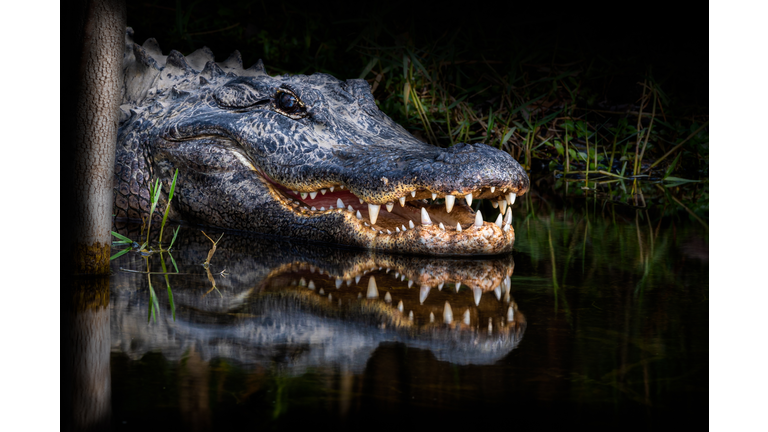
[111, 225, 525, 369]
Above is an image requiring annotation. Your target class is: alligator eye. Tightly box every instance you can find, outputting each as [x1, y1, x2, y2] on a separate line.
[277, 92, 299, 113]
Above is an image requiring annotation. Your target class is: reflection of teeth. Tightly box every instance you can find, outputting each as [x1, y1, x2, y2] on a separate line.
[384, 292, 392, 303]
[409, 311, 414, 321]
[488, 318, 493, 334]
[473, 288, 482, 306]
[421, 208, 432, 225]
[328, 293, 332, 301]
[308, 280, 316, 290]
[367, 276, 379, 298]
[465, 193, 473, 206]
[475, 210, 483, 227]
[399, 196, 406, 206]
[429, 312, 435, 323]
[398, 300, 404, 312]
[320, 189, 327, 195]
[444, 302, 453, 323]
[463, 309, 470, 325]
[495, 214, 503, 228]
[319, 288, 324, 295]
[507, 305, 515, 321]
[456, 223, 462, 232]
[420, 285, 430, 304]
[386, 202, 394, 212]
[445, 195, 455, 213]
[309, 191, 317, 199]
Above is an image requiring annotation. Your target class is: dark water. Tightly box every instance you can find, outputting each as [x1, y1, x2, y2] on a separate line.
[65, 186, 708, 431]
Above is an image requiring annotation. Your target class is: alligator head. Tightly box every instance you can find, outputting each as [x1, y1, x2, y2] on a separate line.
[115, 28, 530, 255]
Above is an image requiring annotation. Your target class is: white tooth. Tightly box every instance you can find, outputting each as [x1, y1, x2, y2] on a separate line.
[409, 311, 414, 321]
[465, 193, 473, 206]
[292, 190, 298, 195]
[411, 191, 416, 197]
[348, 205, 353, 211]
[500, 199, 507, 215]
[309, 191, 317, 199]
[488, 318, 493, 334]
[398, 300, 404, 312]
[494, 286, 502, 300]
[490, 186, 495, 193]
[455, 282, 461, 292]
[474, 210, 483, 227]
[408, 280, 414, 288]
[301, 192, 308, 199]
[401, 275, 405, 281]
[384, 292, 392, 303]
[445, 195, 455, 213]
[321, 189, 327, 195]
[368, 203, 380, 225]
[420, 285, 430, 304]
[430, 312, 435, 323]
[508, 192, 516, 204]
[395, 272, 399, 277]
[346, 279, 352, 286]
[439, 222, 445, 231]
[495, 214, 503, 227]
[386, 202, 394, 212]
[311, 206, 317, 211]
[337, 198, 344, 208]
[507, 305, 515, 322]
[503, 224, 510, 232]
[359, 198, 364, 204]
[340, 185, 345, 189]
[421, 207, 432, 225]
[386, 268, 391, 273]
[373, 228, 378, 232]
[431, 193, 437, 200]
[328, 293, 332, 301]
[463, 309, 470, 325]
[364, 222, 369, 226]
[319, 288, 324, 295]
[330, 186, 335, 192]
[491, 200, 499, 208]
[505, 276, 511, 289]
[438, 282, 444, 291]
[473, 287, 482, 306]
[456, 223, 462, 232]
[408, 220, 415, 229]
[399, 196, 406, 206]
[387, 229, 392, 234]
[308, 280, 316, 290]
[367, 276, 379, 299]
[320, 207, 325, 211]
[355, 275, 361, 284]
[329, 206, 334, 210]
[396, 227, 401, 233]
[303, 206, 309, 210]
[336, 279, 343, 289]
[444, 302, 453, 323]
[504, 210, 512, 225]
[299, 277, 306, 286]
[356, 210, 362, 219]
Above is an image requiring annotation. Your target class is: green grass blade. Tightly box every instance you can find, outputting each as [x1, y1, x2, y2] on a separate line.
[358, 57, 379, 79]
[111, 231, 133, 243]
[168, 252, 179, 273]
[159, 169, 179, 245]
[169, 226, 181, 250]
[110, 247, 131, 261]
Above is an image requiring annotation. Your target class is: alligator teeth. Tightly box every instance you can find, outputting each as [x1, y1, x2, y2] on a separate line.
[503, 223, 510, 232]
[355, 275, 361, 284]
[309, 191, 317, 199]
[504, 210, 512, 225]
[368, 203, 381, 225]
[463, 309, 470, 325]
[490, 186, 495, 193]
[491, 200, 499, 208]
[367, 276, 379, 298]
[408, 220, 415, 229]
[421, 207, 432, 225]
[348, 205, 353, 211]
[386, 229, 392, 234]
[507, 305, 515, 321]
[329, 206, 334, 210]
[399, 196, 406, 206]
[430, 312, 435, 323]
[488, 318, 493, 334]
[409, 311, 414, 321]
[301, 192, 308, 199]
[321, 189, 327, 195]
[319, 288, 325, 295]
[384, 292, 392, 303]
[474, 210, 483, 227]
[292, 190, 298, 195]
[411, 191, 416, 197]
[386, 202, 394, 212]
[444, 302, 453, 323]
[456, 223, 462, 232]
[445, 195, 455, 213]
[439, 222, 445, 231]
[408, 280, 414, 288]
[398, 300, 404, 312]
[364, 222, 369, 226]
[340, 185, 345, 189]
[320, 207, 325, 211]
[328, 293, 332, 301]
[465, 193, 473, 207]
[402, 224, 408, 231]
[335, 279, 343, 289]
[507, 192, 516, 204]
[330, 186, 335, 192]
[308, 280, 316, 290]
[495, 214, 503, 228]
[356, 210, 362, 220]
[346, 279, 352, 286]
[494, 286, 502, 300]
[499, 199, 507, 215]
[431, 193, 437, 200]
[311, 206, 317, 211]
[359, 198, 364, 204]
[438, 282, 444, 291]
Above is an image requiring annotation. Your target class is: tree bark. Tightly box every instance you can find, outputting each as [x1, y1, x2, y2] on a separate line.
[69, 0, 126, 274]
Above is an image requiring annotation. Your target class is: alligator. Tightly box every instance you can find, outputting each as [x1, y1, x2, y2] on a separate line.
[110, 225, 526, 369]
[115, 28, 530, 256]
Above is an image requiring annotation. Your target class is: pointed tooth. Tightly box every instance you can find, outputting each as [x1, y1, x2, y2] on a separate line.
[456, 223, 462, 232]
[495, 214, 503, 228]
[420, 285, 430, 304]
[445, 195, 455, 213]
[336, 279, 343, 289]
[364, 222, 369, 226]
[503, 224, 511, 232]
[444, 302, 453, 323]
[491, 200, 499, 208]
[386, 202, 394, 212]
[311, 206, 317, 211]
[329, 206, 334, 210]
[455, 282, 461, 292]
[367, 276, 379, 298]
[308, 280, 316, 290]
[408, 311, 414, 321]
[421, 207, 432, 225]
[309, 191, 317, 199]
[358, 198, 364, 204]
[508, 192, 516, 204]
[401, 275, 405, 281]
[386, 268, 391, 273]
[431, 193, 437, 200]
[368, 203, 380, 225]
[356, 210, 362, 220]
[504, 210, 512, 225]
[463, 309, 470, 325]
[411, 191, 416, 197]
[507, 305, 515, 322]
[439, 222, 445, 230]
[320, 207, 325, 211]
[408, 220, 415, 229]
[429, 312, 435, 323]
[465, 193, 473, 206]
[340, 185, 345, 189]
[500, 199, 507, 215]
[474, 210, 483, 227]
[494, 286, 502, 300]
[473, 287, 482, 306]
[328, 293, 332, 301]
[301, 192, 308, 199]
[355, 275, 361, 284]
[398, 300, 404, 312]
[490, 186, 495, 193]
[395, 272, 399, 277]
[387, 229, 392, 234]
[408, 280, 414, 288]
[321, 189, 327, 195]
[292, 190, 298, 195]
[384, 292, 392, 303]
[336, 198, 344, 209]
[396, 227, 401, 233]
[438, 282, 444, 291]
[346, 279, 352, 286]
[399, 196, 406, 206]
[330, 186, 335, 192]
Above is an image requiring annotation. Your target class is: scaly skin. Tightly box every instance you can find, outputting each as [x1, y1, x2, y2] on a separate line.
[114, 28, 530, 255]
